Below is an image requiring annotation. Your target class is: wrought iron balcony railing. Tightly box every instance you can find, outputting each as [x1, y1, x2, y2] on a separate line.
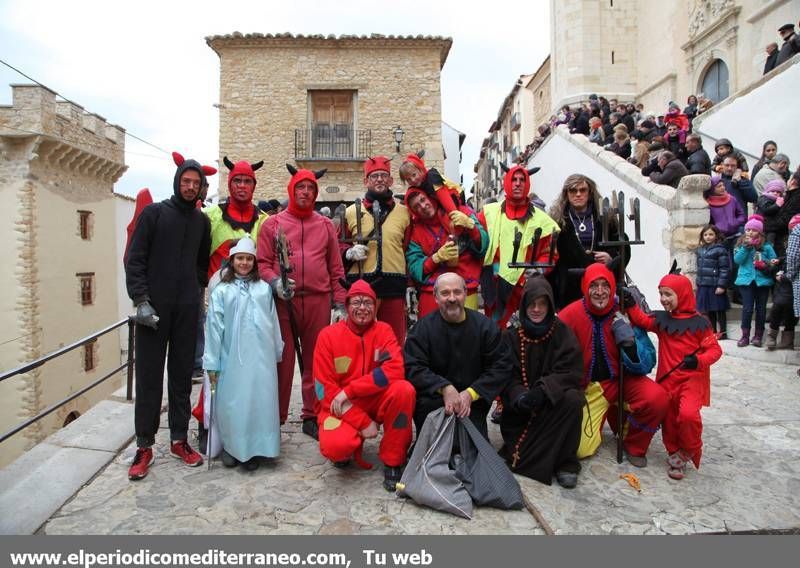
[294, 126, 372, 160]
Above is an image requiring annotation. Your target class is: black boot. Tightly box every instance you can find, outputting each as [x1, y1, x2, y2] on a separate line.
[302, 418, 319, 441]
[383, 464, 404, 492]
[198, 426, 208, 455]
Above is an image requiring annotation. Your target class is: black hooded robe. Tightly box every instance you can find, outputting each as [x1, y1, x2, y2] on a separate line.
[499, 278, 585, 484]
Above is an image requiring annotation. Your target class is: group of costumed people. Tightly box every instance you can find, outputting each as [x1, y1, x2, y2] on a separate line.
[124, 148, 722, 493]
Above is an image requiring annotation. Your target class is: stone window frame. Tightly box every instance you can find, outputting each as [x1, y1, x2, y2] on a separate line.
[83, 339, 97, 372]
[78, 210, 93, 240]
[77, 272, 95, 306]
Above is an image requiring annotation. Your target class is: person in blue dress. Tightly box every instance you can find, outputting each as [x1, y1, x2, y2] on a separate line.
[204, 237, 283, 470]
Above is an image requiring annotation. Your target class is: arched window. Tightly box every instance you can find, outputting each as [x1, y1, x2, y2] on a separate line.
[700, 59, 729, 103]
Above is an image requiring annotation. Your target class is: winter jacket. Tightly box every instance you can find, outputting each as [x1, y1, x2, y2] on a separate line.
[712, 138, 749, 172]
[756, 194, 783, 234]
[663, 134, 685, 156]
[683, 147, 711, 175]
[722, 175, 758, 213]
[764, 51, 779, 75]
[707, 194, 746, 238]
[734, 242, 777, 287]
[776, 33, 800, 66]
[776, 188, 800, 233]
[695, 243, 731, 288]
[785, 226, 800, 316]
[606, 141, 631, 160]
[753, 166, 781, 195]
[649, 158, 689, 188]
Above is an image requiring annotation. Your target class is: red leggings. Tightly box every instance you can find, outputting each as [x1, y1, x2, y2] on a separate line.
[601, 375, 669, 458]
[660, 375, 704, 468]
[276, 293, 331, 423]
[318, 381, 415, 467]
[376, 297, 407, 345]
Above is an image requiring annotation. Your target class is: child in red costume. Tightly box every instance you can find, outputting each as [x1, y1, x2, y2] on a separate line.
[313, 280, 415, 491]
[398, 152, 464, 235]
[626, 273, 722, 480]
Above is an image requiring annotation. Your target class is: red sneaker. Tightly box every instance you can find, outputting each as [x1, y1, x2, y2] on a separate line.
[128, 447, 154, 481]
[170, 440, 203, 467]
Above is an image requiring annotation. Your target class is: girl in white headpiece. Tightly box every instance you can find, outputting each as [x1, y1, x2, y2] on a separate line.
[204, 237, 283, 470]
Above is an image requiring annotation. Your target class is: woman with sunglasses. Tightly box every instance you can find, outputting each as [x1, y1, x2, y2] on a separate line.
[547, 174, 631, 309]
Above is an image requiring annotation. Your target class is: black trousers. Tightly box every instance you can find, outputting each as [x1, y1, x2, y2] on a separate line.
[413, 394, 491, 441]
[134, 302, 199, 448]
[769, 302, 798, 330]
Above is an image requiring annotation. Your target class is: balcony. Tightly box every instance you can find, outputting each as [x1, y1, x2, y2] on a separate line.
[294, 126, 372, 160]
[511, 112, 521, 131]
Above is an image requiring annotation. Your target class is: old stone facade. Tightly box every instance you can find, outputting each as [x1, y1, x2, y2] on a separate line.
[207, 33, 452, 205]
[549, 0, 797, 112]
[0, 85, 127, 467]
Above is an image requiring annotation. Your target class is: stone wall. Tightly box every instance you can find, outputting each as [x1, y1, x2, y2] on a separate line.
[0, 85, 127, 467]
[209, 34, 451, 203]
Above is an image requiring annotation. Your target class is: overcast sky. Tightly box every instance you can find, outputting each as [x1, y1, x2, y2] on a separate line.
[0, 0, 550, 201]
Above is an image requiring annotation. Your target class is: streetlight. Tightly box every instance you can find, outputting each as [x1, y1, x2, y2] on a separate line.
[393, 126, 405, 153]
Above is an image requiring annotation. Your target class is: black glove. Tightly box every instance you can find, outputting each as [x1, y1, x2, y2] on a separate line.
[620, 287, 636, 309]
[611, 313, 635, 347]
[515, 386, 546, 414]
[681, 354, 698, 370]
[134, 301, 159, 330]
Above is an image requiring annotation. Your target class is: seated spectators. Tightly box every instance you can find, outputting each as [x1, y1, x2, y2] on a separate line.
[681, 134, 712, 175]
[712, 138, 749, 173]
[649, 151, 689, 188]
[684, 95, 699, 127]
[663, 123, 686, 156]
[606, 129, 631, 160]
[588, 117, 605, 145]
[664, 102, 690, 133]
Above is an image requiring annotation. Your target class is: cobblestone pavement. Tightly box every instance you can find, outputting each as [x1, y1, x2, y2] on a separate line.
[42, 349, 800, 535]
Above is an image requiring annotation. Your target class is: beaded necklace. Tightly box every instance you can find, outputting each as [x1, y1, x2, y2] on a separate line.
[510, 322, 556, 469]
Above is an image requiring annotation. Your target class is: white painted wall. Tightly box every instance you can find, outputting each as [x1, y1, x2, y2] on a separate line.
[441, 121, 464, 186]
[527, 130, 673, 310]
[114, 194, 135, 354]
[694, 57, 800, 165]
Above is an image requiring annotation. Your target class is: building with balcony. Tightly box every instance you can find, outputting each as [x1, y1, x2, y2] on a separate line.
[0, 85, 128, 467]
[207, 33, 452, 205]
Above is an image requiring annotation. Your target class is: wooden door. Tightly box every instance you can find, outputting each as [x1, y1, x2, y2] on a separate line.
[310, 90, 354, 158]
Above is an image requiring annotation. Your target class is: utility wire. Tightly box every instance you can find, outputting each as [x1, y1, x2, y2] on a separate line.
[0, 58, 170, 155]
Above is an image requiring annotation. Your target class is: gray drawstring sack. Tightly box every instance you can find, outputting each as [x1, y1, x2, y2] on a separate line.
[397, 408, 473, 519]
[452, 416, 525, 510]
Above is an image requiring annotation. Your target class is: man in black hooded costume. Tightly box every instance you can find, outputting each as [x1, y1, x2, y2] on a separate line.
[125, 151, 213, 480]
[499, 275, 585, 488]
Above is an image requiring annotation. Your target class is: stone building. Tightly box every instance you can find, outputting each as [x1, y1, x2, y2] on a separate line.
[549, 0, 797, 111]
[0, 85, 127, 467]
[207, 33, 452, 205]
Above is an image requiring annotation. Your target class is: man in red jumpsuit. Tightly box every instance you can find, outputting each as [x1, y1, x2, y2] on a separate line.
[257, 165, 347, 440]
[559, 264, 668, 467]
[313, 280, 415, 491]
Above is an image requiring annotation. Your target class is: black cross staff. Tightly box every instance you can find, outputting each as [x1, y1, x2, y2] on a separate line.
[339, 198, 382, 279]
[598, 191, 645, 464]
[507, 226, 560, 272]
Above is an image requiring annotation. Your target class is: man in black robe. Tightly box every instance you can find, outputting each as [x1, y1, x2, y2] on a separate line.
[404, 273, 512, 439]
[499, 276, 585, 488]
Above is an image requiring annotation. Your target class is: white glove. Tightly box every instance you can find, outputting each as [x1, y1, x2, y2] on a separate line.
[331, 303, 347, 323]
[270, 277, 296, 300]
[345, 244, 369, 262]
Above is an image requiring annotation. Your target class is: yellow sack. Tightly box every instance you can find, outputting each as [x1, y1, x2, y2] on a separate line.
[577, 381, 610, 459]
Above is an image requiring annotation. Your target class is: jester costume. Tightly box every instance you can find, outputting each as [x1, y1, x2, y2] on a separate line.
[478, 165, 560, 328]
[313, 280, 415, 470]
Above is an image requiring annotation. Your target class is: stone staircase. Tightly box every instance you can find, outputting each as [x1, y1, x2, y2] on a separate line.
[723, 306, 800, 366]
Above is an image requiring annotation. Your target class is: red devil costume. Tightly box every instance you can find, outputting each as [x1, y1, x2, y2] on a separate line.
[559, 264, 668, 461]
[125, 151, 215, 476]
[340, 156, 411, 344]
[257, 165, 347, 429]
[205, 157, 268, 277]
[627, 273, 722, 477]
[478, 165, 560, 328]
[401, 152, 465, 235]
[313, 280, 415, 489]
[405, 187, 488, 317]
